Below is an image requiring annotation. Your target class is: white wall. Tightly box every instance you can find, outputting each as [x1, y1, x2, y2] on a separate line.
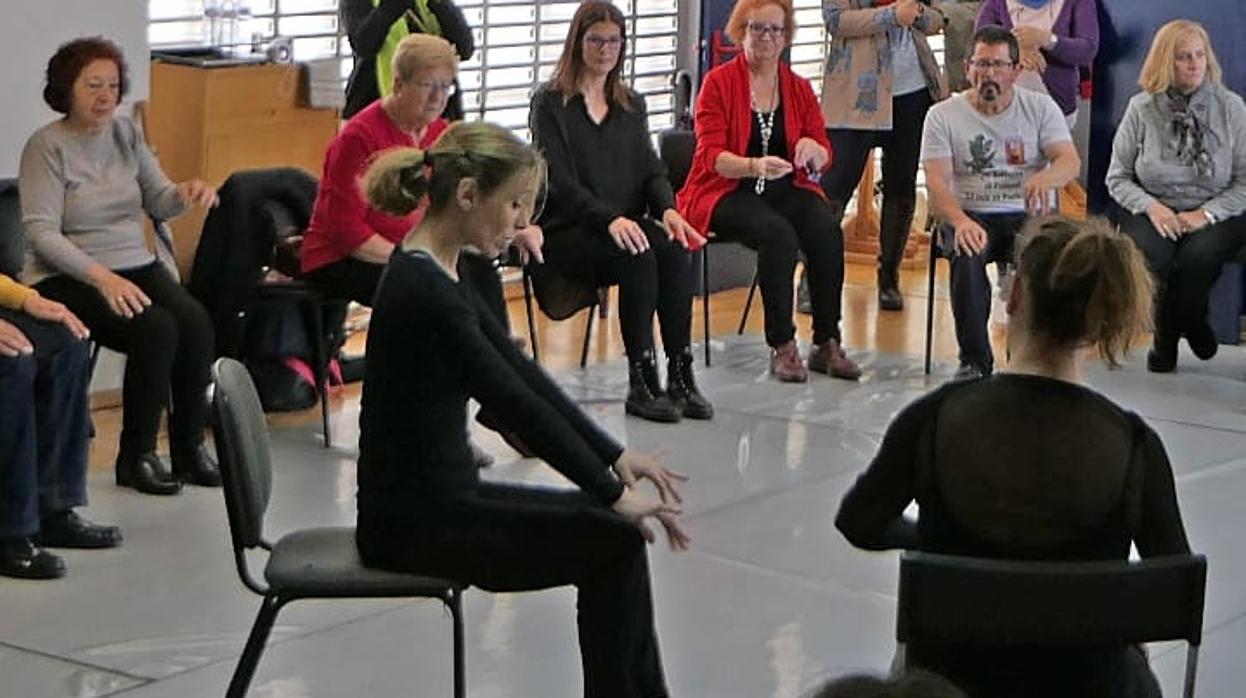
[0, 2, 150, 177]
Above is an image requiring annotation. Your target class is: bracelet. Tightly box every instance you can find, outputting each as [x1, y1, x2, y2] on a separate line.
[1204, 208, 1217, 225]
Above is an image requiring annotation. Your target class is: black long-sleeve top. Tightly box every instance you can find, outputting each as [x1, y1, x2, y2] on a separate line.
[836, 373, 1190, 561]
[357, 250, 625, 518]
[528, 83, 676, 235]
[340, 0, 475, 120]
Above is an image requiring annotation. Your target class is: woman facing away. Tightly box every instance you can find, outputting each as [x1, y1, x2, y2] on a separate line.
[529, 0, 712, 424]
[836, 216, 1191, 697]
[354, 120, 691, 698]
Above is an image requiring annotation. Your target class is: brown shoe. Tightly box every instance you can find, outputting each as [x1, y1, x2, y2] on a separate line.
[769, 340, 808, 383]
[808, 339, 861, 380]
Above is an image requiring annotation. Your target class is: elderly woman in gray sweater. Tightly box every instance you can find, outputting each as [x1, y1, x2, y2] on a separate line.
[1107, 20, 1246, 373]
[19, 38, 220, 495]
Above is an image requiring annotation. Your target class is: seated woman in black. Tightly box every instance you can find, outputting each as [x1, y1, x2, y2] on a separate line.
[355, 121, 691, 698]
[836, 216, 1191, 698]
[529, 1, 711, 424]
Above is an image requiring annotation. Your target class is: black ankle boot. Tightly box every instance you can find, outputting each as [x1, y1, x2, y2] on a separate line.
[666, 349, 714, 420]
[626, 350, 682, 423]
[116, 452, 183, 496]
[172, 443, 222, 487]
[1147, 331, 1179, 373]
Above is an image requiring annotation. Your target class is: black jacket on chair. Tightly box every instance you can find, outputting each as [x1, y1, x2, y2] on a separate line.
[188, 167, 319, 357]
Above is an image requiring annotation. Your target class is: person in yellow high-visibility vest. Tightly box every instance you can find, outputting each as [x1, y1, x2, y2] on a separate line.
[340, 0, 474, 121]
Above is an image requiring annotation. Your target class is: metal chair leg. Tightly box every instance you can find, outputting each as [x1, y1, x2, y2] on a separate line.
[702, 246, 711, 367]
[522, 269, 540, 363]
[738, 271, 759, 335]
[226, 595, 283, 698]
[580, 303, 597, 369]
[450, 588, 466, 698]
[1184, 644, 1200, 698]
[302, 298, 331, 448]
[924, 232, 938, 375]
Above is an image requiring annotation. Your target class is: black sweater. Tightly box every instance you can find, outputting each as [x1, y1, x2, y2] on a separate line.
[529, 83, 676, 235]
[357, 250, 625, 517]
[837, 373, 1190, 559]
[340, 0, 475, 120]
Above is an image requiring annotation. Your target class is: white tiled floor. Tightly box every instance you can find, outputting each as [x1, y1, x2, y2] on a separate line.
[2, 337, 1244, 697]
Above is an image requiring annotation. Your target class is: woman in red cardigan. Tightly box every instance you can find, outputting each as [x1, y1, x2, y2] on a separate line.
[677, 0, 860, 382]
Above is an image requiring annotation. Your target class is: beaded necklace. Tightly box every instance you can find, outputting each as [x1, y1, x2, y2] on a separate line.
[751, 78, 779, 195]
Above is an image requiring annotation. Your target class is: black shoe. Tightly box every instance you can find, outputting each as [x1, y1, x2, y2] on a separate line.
[796, 271, 812, 315]
[34, 511, 122, 549]
[116, 452, 183, 496]
[1147, 333, 1179, 373]
[953, 361, 991, 381]
[0, 538, 66, 580]
[1185, 321, 1219, 361]
[878, 286, 904, 311]
[626, 350, 682, 423]
[666, 349, 714, 420]
[172, 443, 222, 487]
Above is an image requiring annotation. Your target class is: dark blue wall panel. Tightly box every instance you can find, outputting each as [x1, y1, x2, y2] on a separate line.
[1088, 1, 1246, 213]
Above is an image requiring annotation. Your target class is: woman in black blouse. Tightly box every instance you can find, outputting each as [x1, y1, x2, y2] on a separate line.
[836, 216, 1191, 698]
[355, 121, 690, 698]
[529, 1, 712, 424]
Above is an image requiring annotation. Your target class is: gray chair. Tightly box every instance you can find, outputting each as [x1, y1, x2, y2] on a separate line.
[896, 551, 1207, 698]
[208, 357, 467, 698]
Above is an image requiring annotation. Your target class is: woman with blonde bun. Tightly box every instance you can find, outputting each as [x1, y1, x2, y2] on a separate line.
[354, 120, 689, 698]
[837, 216, 1191, 697]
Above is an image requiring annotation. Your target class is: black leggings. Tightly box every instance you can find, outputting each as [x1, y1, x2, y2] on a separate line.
[357, 482, 666, 698]
[35, 262, 214, 461]
[541, 219, 693, 360]
[1120, 211, 1246, 340]
[307, 252, 510, 330]
[710, 180, 845, 346]
[821, 89, 931, 285]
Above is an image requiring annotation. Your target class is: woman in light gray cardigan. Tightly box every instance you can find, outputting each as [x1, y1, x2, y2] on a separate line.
[19, 38, 220, 495]
[1106, 20, 1246, 373]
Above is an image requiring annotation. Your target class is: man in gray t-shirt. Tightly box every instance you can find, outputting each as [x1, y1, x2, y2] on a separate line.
[921, 24, 1080, 378]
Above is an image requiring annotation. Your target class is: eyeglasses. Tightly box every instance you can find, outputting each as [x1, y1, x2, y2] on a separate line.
[746, 23, 786, 38]
[966, 59, 1016, 71]
[411, 79, 457, 97]
[584, 34, 623, 50]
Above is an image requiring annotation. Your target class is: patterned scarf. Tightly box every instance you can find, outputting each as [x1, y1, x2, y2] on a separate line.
[1165, 87, 1214, 179]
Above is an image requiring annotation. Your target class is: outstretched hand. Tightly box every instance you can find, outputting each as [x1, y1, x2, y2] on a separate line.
[613, 449, 688, 504]
[611, 486, 691, 551]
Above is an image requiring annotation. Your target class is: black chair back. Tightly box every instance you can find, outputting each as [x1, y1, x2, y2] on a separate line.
[0, 179, 25, 278]
[209, 357, 275, 563]
[897, 551, 1207, 697]
[658, 128, 696, 192]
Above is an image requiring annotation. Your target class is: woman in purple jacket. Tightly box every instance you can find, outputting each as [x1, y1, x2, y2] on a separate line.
[976, 0, 1099, 127]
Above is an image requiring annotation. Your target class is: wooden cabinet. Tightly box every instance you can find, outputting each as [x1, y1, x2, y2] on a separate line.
[146, 61, 339, 275]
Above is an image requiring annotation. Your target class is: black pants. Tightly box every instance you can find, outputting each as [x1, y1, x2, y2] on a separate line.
[939, 213, 1028, 368]
[0, 310, 91, 538]
[35, 262, 214, 461]
[1120, 212, 1246, 342]
[307, 252, 510, 330]
[357, 483, 667, 698]
[540, 219, 693, 360]
[710, 180, 845, 346]
[821, 90, 931, 287]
